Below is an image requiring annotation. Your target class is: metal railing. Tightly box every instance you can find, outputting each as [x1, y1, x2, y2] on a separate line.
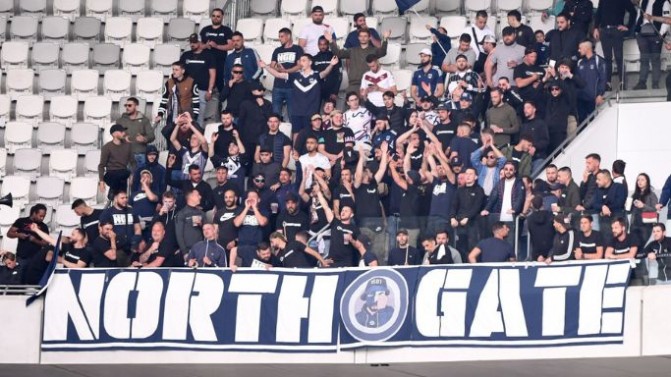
[0, 285, 40, 296]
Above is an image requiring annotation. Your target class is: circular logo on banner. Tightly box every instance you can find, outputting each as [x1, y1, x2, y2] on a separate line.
[340, 269, 409, 342]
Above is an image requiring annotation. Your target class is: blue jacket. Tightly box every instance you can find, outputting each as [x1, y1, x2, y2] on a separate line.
[576, 54, 607, 102]
[429, 28, 451, 67]
[485, 178, 526, 215]
[591, 182, 627, 214]
[660, 175, 671, 218]
[471, 148, 507, 193]
[224, 47, 261, 83]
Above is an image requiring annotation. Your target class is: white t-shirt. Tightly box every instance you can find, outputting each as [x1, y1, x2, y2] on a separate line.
[461, 25, 495, 58]
[500, 178, 515, 222]
[344, 107, 372, 146]
[360, 68, 396, 107]
[299, 152, 331, 188]
[300, 22, 331, 56]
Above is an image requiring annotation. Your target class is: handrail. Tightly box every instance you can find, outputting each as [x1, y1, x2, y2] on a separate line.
[0, 285, 40, 296]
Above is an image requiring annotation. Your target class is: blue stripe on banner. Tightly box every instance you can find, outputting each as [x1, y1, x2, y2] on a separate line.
[41, 260, 632, 352]
[26, 231, 63, 307]
[396, 0, 421, 13]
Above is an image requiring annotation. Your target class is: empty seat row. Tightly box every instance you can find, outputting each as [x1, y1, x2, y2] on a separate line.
[0, 95, 113, 129]
[1, 173, 102, 213]
[0, 0, 211, 23]
[0, 16, 200, 49]
[3, 121, 100, 154]
[1, 41, 181, 75]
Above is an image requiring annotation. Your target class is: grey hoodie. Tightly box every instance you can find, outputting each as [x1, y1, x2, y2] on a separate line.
[175, 205, 205, 254]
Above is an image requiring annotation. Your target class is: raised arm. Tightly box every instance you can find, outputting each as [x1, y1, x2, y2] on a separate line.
[373, 143, 389, 183]
[318, 56, 340, 79]
[258, 60, 289, 80]
[170, 120, 183, 151]
[353, 146, 366, 188]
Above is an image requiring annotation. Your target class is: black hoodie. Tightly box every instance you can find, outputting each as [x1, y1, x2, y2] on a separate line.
[527, 209, 556, 259]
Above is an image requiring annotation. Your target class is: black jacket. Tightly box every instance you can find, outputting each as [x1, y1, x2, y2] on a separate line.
[546, 27, 583, 62]
[451, 184, 485, 221]
[527, 209, 556, 259]
[520, 118, 550, 158]
[238, 97, 273, 146]
[220, 80, 253, 117]
[545, 91, 572, 134]
[563, 0, 594, 35]
[165, 166, 216, 212]
[548, 230, 576, 261]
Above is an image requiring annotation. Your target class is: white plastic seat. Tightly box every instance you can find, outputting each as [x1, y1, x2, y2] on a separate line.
[291, 18, 311, 43]
[70, 176, 99, 205]
[36, 176, 65, 208]
[324, 17, 349, 44]
[119, 0, 146, 22]
[624, 38, 641, 72]
[379, 43, 402, 70]
[252, 43, 276, 66]
[104, 17, 133, 48]
[13, 148, 42, 181]
[1, 176, 30, 210]
[281, 0, 307, 21]
[263, 18, 292, 45]
[135, 70, 164, 101]
[528, 14, 554, 35]
[440, 15, 468, 39]
[84, 96, 112, 128]
[92, 43, 120, 73]
[54, 204, 80, 233]
[122, 43, 151, 74]
[464, 0, 493, 16]
[73, 16, 102, 46]
[524, 0, 552, 13]
[1, 236, 18, 253]
[1, 41, 29, 70]
[41, 16, 70, 46]
[61, 42, 91, 74]
[312, 0, 338, 17]
[372, 0, 399, 18]
[0, 202, 21, 236]
[0, 16, 7, 44]
[237, 18, 264, 44]
[151, 0, 178, 23]
[0, 95, 10, 126]
[31, 42, 60, 72]
[39, 69, 67, 99]
[15, 95, 44, 127]
[153, 44, 181, 76]
[408, 0, 430, 14]
[0, 0, 13, 17]
[380, 17, 408, 44]
[37, 122, 66, 153]
[84, 149, 100, 176]
[86, 0, 113, 22]
[71, 69, 100, 100]
[250, 0, 278, 18]
[168, 18, 196, 49]
[10, 15, 39, 45]
[183, 0, 209, 23]
[0, 148, 7, 178]
[5, 69, 34, 100]
[53, 0, 80, 21]
[404, 43, 427, 68]
[436, 0, 461, 15]
[137, 17, 164, 48]
[409, 16, 436, 43]
[19, 0, 46, 19]
[103, 70, 131, 101]
[70, 122, 99, 154]
[49, 95, 78, 128]
[497, 0, 522, 14]
[49, 149, 78, 182]
[339, 0, 368, 16]
[4, 122, 33, 154]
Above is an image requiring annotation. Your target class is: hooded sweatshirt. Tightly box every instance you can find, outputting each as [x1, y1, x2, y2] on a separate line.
[131, 145, 167, 194]
[527, 209, 555, 259]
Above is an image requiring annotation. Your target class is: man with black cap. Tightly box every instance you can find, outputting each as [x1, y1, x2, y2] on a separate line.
[388, 229, 423, 265]
[299, 6, 333, 56]
[507, 10, 535, 48]
[411, 48, 444, 104]
[275, 193, 309, 242]
[181, 33, 217, 126]
[99, 124, 134, 200]
[485, 26, 525, 89]
[220, 63, 253, 118]
[131, 145, 166, 195]
[211, 161, 240, 212]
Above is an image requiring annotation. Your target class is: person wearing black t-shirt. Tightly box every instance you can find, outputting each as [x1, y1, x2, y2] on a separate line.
[133, 222, 183, 268]
[211, 110, 237, 159]
[276, 193, 309, 241]
[574, 215, 604, 259]
[151, 191, 179, 253]
[213, 189, 241, 252]
[255, 114, 293, 168]
[469, 222, 516, 263]
[295, 114, 325, 156]
[541, 215, 575, 263]
[7, 204, 50, 271]
[318, 110, 356, 162]
[353, 143, 389, 262]
[270, 231, 329, 268]
[181, 34, 217, 126]
[99, 190, 142, 255]
[313, 37, 343, 101]
[91, 221, 123, 268]
[199, 8, 233, 92]
[423, 142, 458, 242]
[421, 236, 455, 265]
[605, 218, 638, 260]
[270, 28, 304, 118]
[231, 242, 282, 271]
[388, 229, 423, 265]
[29, 224, 91, 269]
[165, 155, 216, 212]
[645, 223, 671, 284]
[72, 199, 103, 243]
[211, 163, 240, 212]
[513, 47, 547, 106]
[451, 167, 486, 257]
[319, 189, 362, 267]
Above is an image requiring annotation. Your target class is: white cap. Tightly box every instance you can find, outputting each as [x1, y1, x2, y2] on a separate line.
[419, 48, 433, 56]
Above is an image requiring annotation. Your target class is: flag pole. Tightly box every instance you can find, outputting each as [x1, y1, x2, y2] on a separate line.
[409, 7, 449, 56]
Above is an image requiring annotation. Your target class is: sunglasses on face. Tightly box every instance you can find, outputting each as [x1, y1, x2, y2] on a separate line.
[124, 104, 134, 107]
[254, 178, 265, 183]
[233, 71, 243, 74]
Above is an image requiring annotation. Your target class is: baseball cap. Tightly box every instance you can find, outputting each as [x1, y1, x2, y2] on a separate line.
[146, 145, 159, 156]
[450, 156, 463, 167]
[447, 81, 459, 94]
[250, 81, 265, 91]
[311, 113, 322, 121]
[214, 160, 229, 170]
[375, 114, 389, 122]
[109, 124, 126, 135]
[360, 277, 388, 300]
[311, 5, 324, 13]
[480, 34, 496, 44]
[460, 92, 473, 102]
[259, 145, 273, 153]
[285, 192, 299, 203]
[436, 103, 449, 111]
[419, 48, 433, 56]
[548, 80, 561, 89]
[396, 228, 409, 236]
[455, 54, 468, 61]
[188, 33, 200, 43]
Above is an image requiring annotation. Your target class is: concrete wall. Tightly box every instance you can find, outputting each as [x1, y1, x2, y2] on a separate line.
[0, 296, 43, 364]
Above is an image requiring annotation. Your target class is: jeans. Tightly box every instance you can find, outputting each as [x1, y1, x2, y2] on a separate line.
[198, 89, 220, 127]
[636, 34, 663, 86]
[272, 87, 293, 121]
[600, 27, 626, 85]
[103, 169, 130, 197]
[577, 98, 596, 124]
